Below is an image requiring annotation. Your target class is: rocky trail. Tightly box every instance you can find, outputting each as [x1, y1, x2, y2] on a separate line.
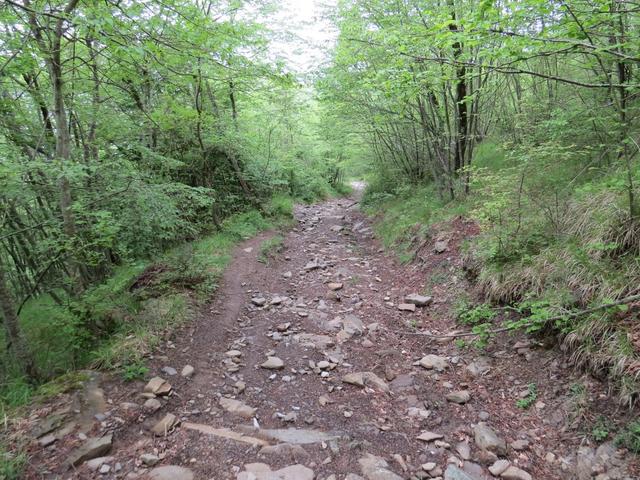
[20, 195, 635, 480]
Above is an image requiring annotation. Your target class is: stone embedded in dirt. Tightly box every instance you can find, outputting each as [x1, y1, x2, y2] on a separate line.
[500, 466, 532, 480]
[465, 357, 491, 377]
[434, 240, 449, 253]
[317, 360, 330, 370]
[86, 456, 115, 471]
[161, 366, 177, 376]
[404, 294, 433, 307]
[144, 377, 172, 396]
[294, 333, 335, 349]
[260, 443, 310, 463]
[358, 453, 404, 480]
[345, 475, 366, 480]
[99, 464, 111, 474]
[416, 431, 444, 442]
[446, 390, 471, 404]
[474, 422, 507, 455]
[219, 397, 256, 419]
[511, 439, 529, 451]
[342, 372, 389, 393]
[38, 434, 56, 447]
[304, 260, 322, 271]
[271, 296, 284, 305]
[397, 303, 416, 312]
[253, 427, 340, 445]
[183, 422, 267, 446]
[327, 282, 344, 291]
[144, 398, 162, 413]
[226, 349, 242, 358]
[455, 441, 471, 460]
[342, 314, 364, 336]
[147, 466, 194, 480]
[140, 453, 160, 466]
[389, 374, 414, 392]
[422, 462, 437, 472]
[251, 297, 267, 306]
[489, 460, 510, 476]
[65, 434, 113, 467]
[261, 356, 284, 369]
[151, 413, 179, 436]
[418, 354, 448, 371]
[443, 465, 477, 480]
[181, 365, 195, 378]
[237, 463, 314, 480]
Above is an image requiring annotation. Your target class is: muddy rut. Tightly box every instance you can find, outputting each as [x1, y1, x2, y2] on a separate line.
[25, 196, 634, 480]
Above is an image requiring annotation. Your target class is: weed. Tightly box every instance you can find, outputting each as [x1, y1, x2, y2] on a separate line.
[516, 383, 538, 409]
[615, 420, 640, 453]
[0, 445, 25, 480]
[591, 417, 611, 442]
[456, 301, 496, 326]
[454, 338, 467, 349]
[122, 362, 149, 382]
[258, 235, 284, 264]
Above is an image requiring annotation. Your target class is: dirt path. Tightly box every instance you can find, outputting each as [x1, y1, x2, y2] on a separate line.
[24, 196, 634, 480]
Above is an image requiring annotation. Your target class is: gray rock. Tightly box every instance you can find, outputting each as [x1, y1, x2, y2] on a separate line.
[140, 453, 160, 466]
[416, 431, 444, 442]
[500, 466, 532, 480]
[419, 354, 448, 371]
[66, 434, 113, 467]
[151, 413, 179, 436]
[342, 372, 389, 392]
[404, 294, 433, 307]
[259, 443, 310, 463]
[219, 397, 256, 419]
[474, 422, 506, 455]
[261, 356, 284, 369]
[148, 466, 194, 480]
[144, 376, 172, 396]
[144, 398, 162, 413]
[293, 333, 335, 349]
[444, 465, 480, 480]
[237, 463, 314, 480]
[446, 390, 471, 404]
[465, 358, 491, 377]
[38, 434, 56, 447]
[434, 240, 449, 253]
[181, 365, 195, 378]
[358, 453, 404, 480]
[252, 297, 267, 306]
[398, 303, 416, 312]
[86, 456, 115, 471]
[489, 460, 510, 475]
[161, 366, 177, 376]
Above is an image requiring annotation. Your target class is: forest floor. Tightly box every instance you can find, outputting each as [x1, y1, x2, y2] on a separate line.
[15, 190, 638, 480]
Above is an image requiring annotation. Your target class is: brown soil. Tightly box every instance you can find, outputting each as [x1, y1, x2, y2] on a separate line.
[18, 196, 637, 479]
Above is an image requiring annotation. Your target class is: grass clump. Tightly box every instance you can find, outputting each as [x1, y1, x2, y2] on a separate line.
[259, 235, 284, 264]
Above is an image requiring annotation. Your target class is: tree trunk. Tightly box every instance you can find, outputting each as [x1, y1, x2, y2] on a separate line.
[0, 257, 39, 381]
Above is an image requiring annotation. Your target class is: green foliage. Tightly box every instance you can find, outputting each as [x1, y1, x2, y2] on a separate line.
[0, 444, 25, 480]
[122, 362, 149, 382]
[591, 417, 611, 442]
[516, 383, 538, 409]
[456, 302, 496, 326]
[615, 420, 640, 454]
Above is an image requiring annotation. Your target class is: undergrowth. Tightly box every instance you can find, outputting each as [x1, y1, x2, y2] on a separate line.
[0, 192, 300, 413]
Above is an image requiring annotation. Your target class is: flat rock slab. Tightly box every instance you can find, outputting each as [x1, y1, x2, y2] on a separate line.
[253, 427, 340, 445]
[237, 463, 314, 480]
[444, 465, 478, 480]
[220, 397, 256, 419]
[404, 294, 433, 307]
[358, 453, 404, 480]
[417, 431, 444, 442]
[66, 434, 112, 467]
[182, 422, 269, 446]
[293, 333, 335, 349]
[397, 303, 416, 312]
[144, 377, 172, 396]
[146, 466, 194, 480]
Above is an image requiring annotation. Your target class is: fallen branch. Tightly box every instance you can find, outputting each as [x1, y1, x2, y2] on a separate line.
[392, 293, 640, 339]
